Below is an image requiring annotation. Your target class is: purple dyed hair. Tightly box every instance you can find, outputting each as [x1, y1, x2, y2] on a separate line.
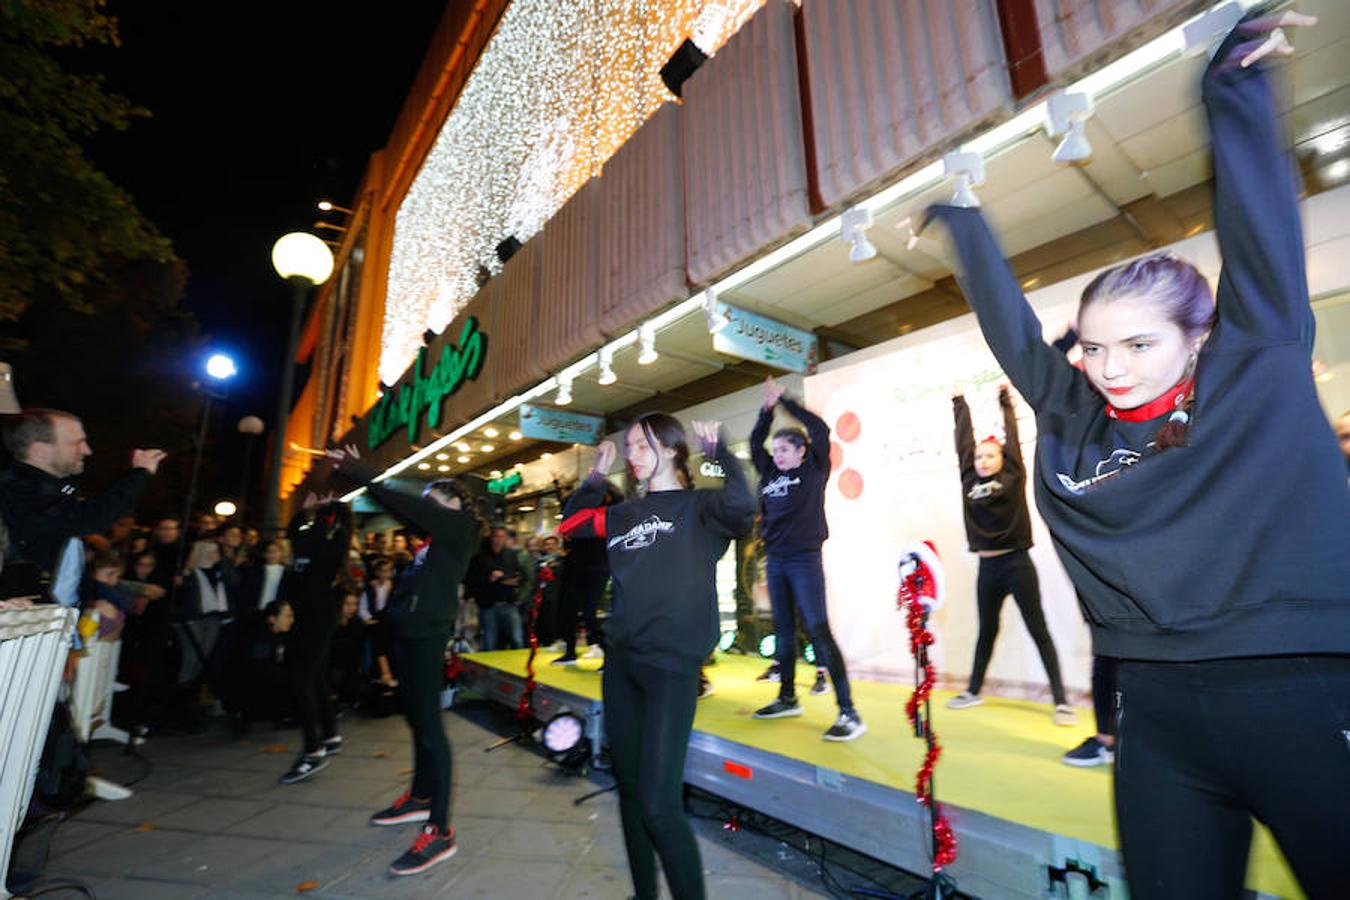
[1078, 252, 1216, 340]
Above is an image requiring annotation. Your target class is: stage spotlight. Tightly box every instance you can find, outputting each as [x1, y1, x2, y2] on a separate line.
[556, 372, 574, 406]
[943, 152, 985, 208]
[1046, 90, 1094, 165]
[637, 323, 658, 365]
[495, 235, 522, 264]
[840, 206, 877, 263]
[757, 634, 776, 659]
[660, 38, 708, 98]
[704, 291, 729, 334]
[542, 712, 586, 755]
[597, 347, 617, 385]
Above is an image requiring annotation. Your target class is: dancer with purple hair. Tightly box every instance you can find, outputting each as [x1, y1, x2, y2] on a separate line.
[925, 10, 1349, 897]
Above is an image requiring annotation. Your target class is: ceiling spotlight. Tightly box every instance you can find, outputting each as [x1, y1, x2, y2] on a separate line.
[481, 443, 495, 453]
[457, 455, 470, 464]
[456, 441, 472, 453]
[490, 470, 503, 478]
[943, 151, 986, 208]
[509, 430, 523, 441]
[484, 426, 499, 438]
[437, 464, 451, 472]
[1046, 90, 1094, 165]
[418, 463, 432, 470]
[704, 290, 730, 334]
[840, 206, 877, 263]
[556, 373, 573, 406]
[541, 452, 552, 460]
[597, 347, 617, 385]
[435, 453, 449, 461]
[637, 323, 658, 365]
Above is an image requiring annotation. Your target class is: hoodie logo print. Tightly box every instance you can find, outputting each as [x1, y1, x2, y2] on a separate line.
[608, 515, 676, 551]
[967, 480, 1004, 501]
[1056, 448, 1142, 495]
[761, 475, 801, 498]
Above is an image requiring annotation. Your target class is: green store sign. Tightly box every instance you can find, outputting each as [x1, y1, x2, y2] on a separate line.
[368, 317, 487, 450]
[487, 471, 523, 495]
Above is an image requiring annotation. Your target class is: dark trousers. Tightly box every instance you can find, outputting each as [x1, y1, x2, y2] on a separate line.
[562, 568, 607, 657]
[766, 549, 853, 711]
[967, 550, 1066, 704]
[1115, 655, 1350, 899]
[603, 648, 703, 900]
[1092, 655, 1119, 737]
[291, 625, 337, 755]
[396, 635, 452, 830]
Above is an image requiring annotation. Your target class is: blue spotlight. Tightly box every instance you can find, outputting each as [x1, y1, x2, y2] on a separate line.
[205, 353, 237, 381]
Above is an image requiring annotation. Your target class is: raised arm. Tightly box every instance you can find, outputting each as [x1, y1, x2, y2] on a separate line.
[998, 386, 1024, 472]
[749, 405, 774, 476]
[1204, 12, 1316, 348]
[952, 395, 975, 479]
[693, 423, 756, 539]
[778, 395, 831, 471]
[924, 206, 1093, 413]
[559, 442, 614, 539]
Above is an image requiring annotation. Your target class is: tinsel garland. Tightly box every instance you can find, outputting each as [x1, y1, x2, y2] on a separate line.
[516, 565, 556, 721]
[899, 573, 959, 871]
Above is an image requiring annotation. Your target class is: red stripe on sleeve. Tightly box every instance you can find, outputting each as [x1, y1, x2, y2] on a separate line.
[558, 506, 607, 539]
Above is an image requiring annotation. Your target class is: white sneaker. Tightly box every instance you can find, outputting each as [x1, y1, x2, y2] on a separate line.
[583, 645, 604, 659]
[946, 692, 983, 710]
[1052, 704, 1079, 726]
[547, 640, 567, 653]
[89, 776, 133, 801]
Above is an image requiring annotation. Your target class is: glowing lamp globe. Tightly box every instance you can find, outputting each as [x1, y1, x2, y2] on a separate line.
[214, 500, 238, 517]
[205, 353, 237, 380]
[237, 416, 264, 435]
[271, 232, 334, 284]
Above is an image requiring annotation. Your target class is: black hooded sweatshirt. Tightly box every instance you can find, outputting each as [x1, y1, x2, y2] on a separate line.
[953, 389, 1032, 553]
[925, 29, 1350, 661]
[750, 395, 830, 553]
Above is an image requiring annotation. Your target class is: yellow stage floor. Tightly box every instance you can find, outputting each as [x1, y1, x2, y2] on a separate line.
[464, 649, 1299, 898]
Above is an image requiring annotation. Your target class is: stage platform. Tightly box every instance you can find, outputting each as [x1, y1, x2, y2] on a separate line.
[457, 649, 1298, 899]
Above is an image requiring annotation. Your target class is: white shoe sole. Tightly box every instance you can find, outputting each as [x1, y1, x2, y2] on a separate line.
[753, 706, 803, 719]
[389, 842, 458, 876]
[370, 809, 432, 827]
[823, 722, 868, 742]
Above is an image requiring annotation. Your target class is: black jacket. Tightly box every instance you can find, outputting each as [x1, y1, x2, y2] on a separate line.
[927, 28, 1350, 661]
[0, 462, 148, 597]
[750, 395, 830, 553]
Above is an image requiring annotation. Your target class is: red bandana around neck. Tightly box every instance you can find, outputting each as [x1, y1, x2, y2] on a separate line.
[1105, 376, 1194, 423]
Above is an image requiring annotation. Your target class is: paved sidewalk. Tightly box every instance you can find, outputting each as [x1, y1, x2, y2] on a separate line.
[17, 700, 832, 899]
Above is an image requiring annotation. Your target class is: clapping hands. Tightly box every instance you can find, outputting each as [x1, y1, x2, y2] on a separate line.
[690, 420, 722, 458]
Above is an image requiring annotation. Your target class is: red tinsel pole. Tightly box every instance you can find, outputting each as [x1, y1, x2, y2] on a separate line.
[898, 570, 959, 871]
[516, 565, 555, 721]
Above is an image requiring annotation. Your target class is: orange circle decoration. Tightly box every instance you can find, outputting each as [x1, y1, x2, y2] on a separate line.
[829, 441, 843, 471]
[838, 468, 863, 499]
[836, 411, 861, 443]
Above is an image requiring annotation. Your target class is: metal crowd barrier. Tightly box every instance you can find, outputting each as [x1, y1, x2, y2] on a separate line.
[0, 605, 76, 900]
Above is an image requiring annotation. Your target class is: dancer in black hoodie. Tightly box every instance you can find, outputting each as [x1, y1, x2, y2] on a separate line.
[560, 414, 754, 900]
[946, 386, 1073, 725]
[278, 499, 353, 785]
[748, 377, 864, 740]
[924, 11, 1349, 896]
[330, 454, 484, 878]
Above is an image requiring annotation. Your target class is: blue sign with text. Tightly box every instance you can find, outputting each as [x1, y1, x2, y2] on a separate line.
[711, 301, 818, 373]
[519, 404, 604, 445]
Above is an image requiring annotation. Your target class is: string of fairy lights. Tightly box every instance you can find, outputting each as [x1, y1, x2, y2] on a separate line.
[380, 0, 766, 387]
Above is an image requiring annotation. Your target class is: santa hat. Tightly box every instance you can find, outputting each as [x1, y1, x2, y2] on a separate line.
[898, 540, 945, 612]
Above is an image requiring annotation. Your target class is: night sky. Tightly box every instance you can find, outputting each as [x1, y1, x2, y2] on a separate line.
[75, 1, 447, 509]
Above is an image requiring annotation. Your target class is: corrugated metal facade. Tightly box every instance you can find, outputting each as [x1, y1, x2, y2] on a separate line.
[537, 179, 606, 371]
[594, 104, 687, 337]
[1035, 0, 1197, 79]
[803, 0, 1011, 208]
[683, 0, 811, 285]
[491, 237, 545, 401]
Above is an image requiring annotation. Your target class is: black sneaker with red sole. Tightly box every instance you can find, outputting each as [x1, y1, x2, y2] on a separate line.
[389, 824, 457, 876]
[369, 790, 432, 826]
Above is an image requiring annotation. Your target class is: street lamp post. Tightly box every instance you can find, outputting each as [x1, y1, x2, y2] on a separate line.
[262, 233, 334, 534]
[236, 415, 264, 522]
[171, 353, 237, 604]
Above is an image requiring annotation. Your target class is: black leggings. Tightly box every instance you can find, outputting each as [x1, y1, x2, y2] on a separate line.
[291, 625, 337, 755]
[562, 568, 607, 657]
[396, 635, 452, 830]
[1092, 655, 1119, 737]
[603, 648, 703, 900]
[968, 550, 1066, 704]
[1115, 655, 1350, 899]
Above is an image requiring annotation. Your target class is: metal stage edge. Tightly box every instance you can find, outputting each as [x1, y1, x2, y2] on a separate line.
[454, 656, 1282, 900]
